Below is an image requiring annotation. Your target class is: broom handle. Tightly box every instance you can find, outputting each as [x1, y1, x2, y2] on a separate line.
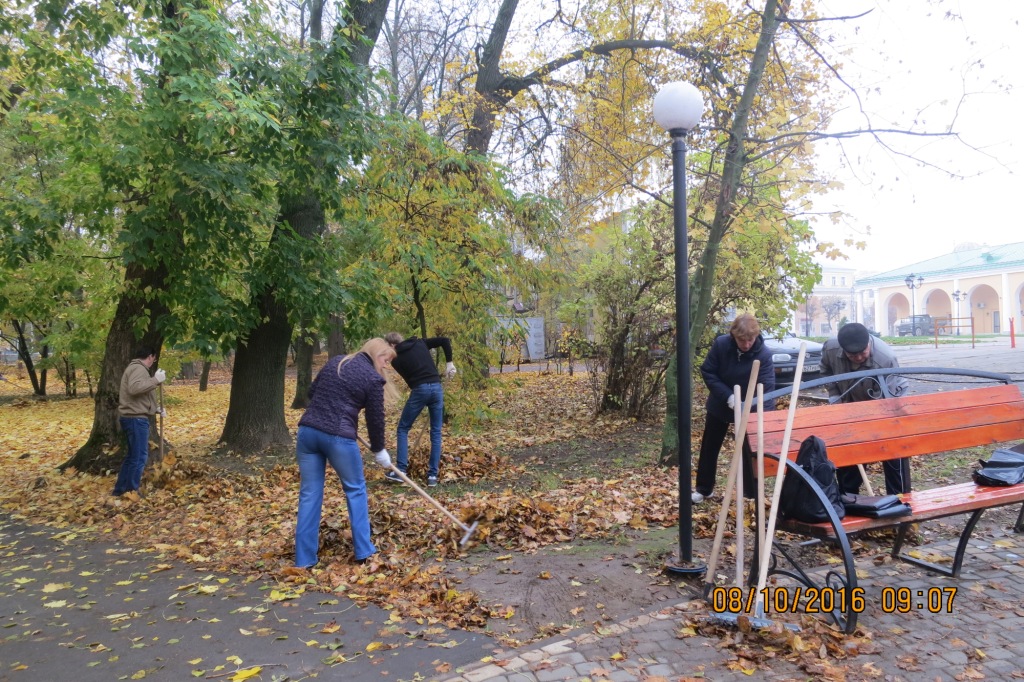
[755, 344, 807, 608]
[411, 415, 430, 451]
[703, 417, 741, 584]
[158, 383, 164, 460]
[387, 466, 469, 532]
[858, 464, 875, 496]
[734, 385, 745, 587]
[756, 384, 765, 560]
[734, 362, 760, 586]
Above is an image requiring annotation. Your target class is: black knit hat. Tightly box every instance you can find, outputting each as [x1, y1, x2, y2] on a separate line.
[837, 323, 870, 354]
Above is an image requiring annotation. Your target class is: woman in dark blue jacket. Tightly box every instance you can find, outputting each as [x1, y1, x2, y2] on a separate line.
[294, 338, 397, 567]
[692, 314, 775, 503]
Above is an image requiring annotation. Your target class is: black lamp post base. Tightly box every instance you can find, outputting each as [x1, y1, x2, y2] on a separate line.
[663, 557, 707, 577]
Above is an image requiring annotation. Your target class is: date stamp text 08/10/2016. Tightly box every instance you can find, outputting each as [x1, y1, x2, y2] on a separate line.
[709, 586, 958, 615]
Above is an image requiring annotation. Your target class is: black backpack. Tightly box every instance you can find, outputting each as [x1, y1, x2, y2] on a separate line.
[779, 435, 846, 523]
[972, 448, 1024, 487]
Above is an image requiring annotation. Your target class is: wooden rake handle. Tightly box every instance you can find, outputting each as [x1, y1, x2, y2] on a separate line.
[356, 435, 469, 533]
[755, 343, 807, 602]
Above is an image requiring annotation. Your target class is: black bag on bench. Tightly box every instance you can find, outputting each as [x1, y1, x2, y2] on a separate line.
[840, 493, 911, 519]
[779, 436, 846, 523]
[972, 448, 1024, 487]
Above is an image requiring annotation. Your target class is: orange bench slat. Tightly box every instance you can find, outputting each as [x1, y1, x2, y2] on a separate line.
[747, 385, 1024, 476]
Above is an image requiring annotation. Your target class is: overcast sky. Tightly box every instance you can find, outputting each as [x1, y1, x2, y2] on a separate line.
[809, 0, 1022, 276]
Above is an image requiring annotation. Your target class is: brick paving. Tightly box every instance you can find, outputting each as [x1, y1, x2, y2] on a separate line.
[441, 529, 1024, 681]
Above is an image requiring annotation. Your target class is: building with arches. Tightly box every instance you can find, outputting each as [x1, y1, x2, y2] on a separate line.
[852, 241, 1024, 337]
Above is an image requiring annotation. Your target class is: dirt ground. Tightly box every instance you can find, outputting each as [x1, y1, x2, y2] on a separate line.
[441, 423, 704, 644]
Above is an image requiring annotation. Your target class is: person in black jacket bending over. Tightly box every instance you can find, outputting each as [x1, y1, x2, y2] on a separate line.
[384, 332, 456, 487]
[692, 314, 775, 503]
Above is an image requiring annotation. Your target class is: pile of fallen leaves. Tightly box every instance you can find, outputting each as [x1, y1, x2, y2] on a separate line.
[0, 371, 689, 635]
[674, 599, 881, 680]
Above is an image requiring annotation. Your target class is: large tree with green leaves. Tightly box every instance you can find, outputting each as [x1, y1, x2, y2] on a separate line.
[217, 0, 389, 451]
[38, 0, 287, 473]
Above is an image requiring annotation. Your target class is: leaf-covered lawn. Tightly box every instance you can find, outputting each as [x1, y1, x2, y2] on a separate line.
[0, 371, 684, 633]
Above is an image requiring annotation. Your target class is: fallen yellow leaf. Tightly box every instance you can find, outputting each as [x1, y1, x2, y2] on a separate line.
[230, 667, 262, 681]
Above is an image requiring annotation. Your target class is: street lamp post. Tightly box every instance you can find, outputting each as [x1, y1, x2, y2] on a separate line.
[904, 274, 924, 335]
[654, 81, 705, 576]
[952, 290, 964, 336]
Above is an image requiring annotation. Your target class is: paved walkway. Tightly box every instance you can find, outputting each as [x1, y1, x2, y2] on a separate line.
[439, 528, 1024, 682]
[7, 513, 1022, 681]
[0, 515, 493, 681]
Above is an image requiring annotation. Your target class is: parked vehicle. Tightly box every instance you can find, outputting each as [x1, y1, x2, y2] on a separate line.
[761, 333, 824, 388]
[895, 314, 945, 336]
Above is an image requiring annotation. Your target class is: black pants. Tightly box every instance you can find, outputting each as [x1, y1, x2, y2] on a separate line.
[695, 412, 757, 499]
[837, 458, 911, 496]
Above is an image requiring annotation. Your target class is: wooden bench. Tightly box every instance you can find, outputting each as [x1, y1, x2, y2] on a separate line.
[745, 370, 1024, 632]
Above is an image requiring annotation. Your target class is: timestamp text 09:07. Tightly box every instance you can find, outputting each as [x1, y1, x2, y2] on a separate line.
[710, 586, 958, 615]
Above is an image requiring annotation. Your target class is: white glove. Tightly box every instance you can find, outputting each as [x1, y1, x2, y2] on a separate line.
[828, 394, 840, 405]
[445, 362, 457, 379]
[374, 449, 392, 469]
[154, 369, 166, 383]
[159, 407, 167, 418]
[727, 394, 736, 409]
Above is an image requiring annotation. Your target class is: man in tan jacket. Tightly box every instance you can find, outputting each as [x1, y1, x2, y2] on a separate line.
[112, 346, 166, 496]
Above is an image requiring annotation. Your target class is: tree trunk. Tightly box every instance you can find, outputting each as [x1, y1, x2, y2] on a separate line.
[465, 0, 519, 154]
[326, 313, 346, 356]
[658, 351, 680, 467]
[199, 359, 212, 391]
[291, 326, 315, 409]
[61, 262, 168, 473]
[348, 0, 390, 68]
[220, 191, 321, 452]
[12, 320, 44, 396]
[412, 275, 428, 339]
[219, 289, 293, 451]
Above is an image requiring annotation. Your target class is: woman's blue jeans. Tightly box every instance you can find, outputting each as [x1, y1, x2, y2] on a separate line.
[395, 382, 444, 478]
[113, 417, 150, 495]
[295, 426, 376, 567]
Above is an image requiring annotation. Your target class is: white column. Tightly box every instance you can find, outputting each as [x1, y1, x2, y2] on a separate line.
[874, 288, 885, 334]
[1001, 273, 1011, 335]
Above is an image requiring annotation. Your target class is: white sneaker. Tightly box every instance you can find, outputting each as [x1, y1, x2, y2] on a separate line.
[691, 491, 705, 504]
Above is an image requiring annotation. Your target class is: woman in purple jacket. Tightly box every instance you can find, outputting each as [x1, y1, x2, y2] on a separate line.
[294, 338, 397, 567]
[692, 314, 775, 503]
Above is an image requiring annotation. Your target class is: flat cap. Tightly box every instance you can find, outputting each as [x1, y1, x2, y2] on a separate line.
[837, 323, 870, 354]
